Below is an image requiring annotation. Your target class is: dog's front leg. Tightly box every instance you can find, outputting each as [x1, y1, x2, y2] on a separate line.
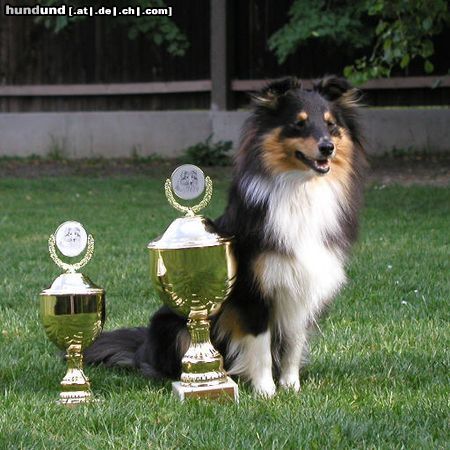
[228, 329, 276, 397]
[248, 330, 276, 397]
[278, 328, 307, 392]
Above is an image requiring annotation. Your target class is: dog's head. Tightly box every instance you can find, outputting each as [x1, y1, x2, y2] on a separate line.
[251, 76, 362, 177]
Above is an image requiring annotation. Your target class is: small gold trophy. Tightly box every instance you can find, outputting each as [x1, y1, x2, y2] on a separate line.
[39, 221, 105, 405]
[147, 165, 239, 401]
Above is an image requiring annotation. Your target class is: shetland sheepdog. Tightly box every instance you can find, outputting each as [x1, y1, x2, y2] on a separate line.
[85, 76, 366, 396]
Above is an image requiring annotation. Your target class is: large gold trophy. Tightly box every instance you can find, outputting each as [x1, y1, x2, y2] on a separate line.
[39, 221, 105, 405]
[147, 165, 238, 401]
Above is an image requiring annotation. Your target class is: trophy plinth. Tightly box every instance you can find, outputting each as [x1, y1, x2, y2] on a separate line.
[172, 379, 239, 401]
[39, 221, 105, 406]
[147, 165, 238, 401]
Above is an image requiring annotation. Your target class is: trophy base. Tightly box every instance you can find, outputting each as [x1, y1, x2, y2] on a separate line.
[57, 390, 96, 407]
[172, 377, 239, 402]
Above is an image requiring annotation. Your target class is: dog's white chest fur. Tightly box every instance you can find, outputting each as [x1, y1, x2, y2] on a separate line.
[253, 173, 347, 328]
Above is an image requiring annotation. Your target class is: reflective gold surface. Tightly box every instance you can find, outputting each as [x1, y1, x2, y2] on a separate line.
[40, 274, 105, 405]
[48, 233, 95, 273]
[148, 216, 236, 389]
[180, 317, 228, 386]
[164, 176, 213, 216]
[149, 243, 235, 317]
[148, 174, 238, 399]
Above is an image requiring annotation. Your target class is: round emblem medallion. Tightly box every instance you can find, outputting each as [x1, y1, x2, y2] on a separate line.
[55, 221, 88, 257]
[170, 165, 205, 200]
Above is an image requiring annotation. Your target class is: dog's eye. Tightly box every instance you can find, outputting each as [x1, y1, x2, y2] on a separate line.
[327, 121, 337, 129]
[295, 119, 306, 128]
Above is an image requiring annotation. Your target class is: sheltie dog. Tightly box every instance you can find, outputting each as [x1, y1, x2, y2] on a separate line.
[85, 76, 367, 396]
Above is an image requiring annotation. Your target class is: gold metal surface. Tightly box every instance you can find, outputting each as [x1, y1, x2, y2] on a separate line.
[40, 224, 105, 405]
[49, 233, 94, 273]
[149, 243, 235, 317]
[40, 291, 105, 405]
[165, 176, 213, 216]
[148, 173, 238, 398]
[149, 243, 236, 387]
[181, 317, 227, 386]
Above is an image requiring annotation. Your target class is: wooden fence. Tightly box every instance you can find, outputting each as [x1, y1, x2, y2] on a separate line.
[0, 0, 449, 111]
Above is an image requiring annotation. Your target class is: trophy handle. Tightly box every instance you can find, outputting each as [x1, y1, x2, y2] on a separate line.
[165, 176, 213, 217]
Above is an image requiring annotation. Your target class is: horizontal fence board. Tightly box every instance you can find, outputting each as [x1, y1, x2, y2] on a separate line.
[0, 75, 450, 97]
[232, 76, 450, 91]
[0, 80, 212, 97]
[232, 79, 314, 91]
[362, 76, 450, 89]
[1, 76, 448, 98]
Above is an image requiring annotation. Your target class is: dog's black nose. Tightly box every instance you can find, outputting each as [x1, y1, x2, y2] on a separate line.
[318, 140, 335, 156]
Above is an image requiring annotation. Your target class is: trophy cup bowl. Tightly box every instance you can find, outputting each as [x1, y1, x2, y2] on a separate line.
[147, 167, 238, 401]
[40, 222, 105, 405]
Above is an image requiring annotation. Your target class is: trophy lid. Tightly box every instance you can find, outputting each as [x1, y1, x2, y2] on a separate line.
[40, 272, 104, 296]
[147, 215, 232, 250]
[148, 165, 234, 250]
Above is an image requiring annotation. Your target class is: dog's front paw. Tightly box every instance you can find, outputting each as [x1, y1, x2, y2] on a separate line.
[252, 376, 277, 398]
[279, 374, 301, 392]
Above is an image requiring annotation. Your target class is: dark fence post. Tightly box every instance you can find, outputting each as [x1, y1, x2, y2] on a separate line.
[210, 0, 233, 111]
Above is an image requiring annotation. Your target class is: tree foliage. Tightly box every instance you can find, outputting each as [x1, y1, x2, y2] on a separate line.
[269, 0, 372, 61]
[35, 0, 189, 57]
[269, 0, 450, 84]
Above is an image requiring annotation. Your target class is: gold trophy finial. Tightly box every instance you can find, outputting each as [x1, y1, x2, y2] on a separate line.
[40, 221, 105, 406]
[165, 164, 213, 216]
[148, 165, 239, 401]
[48, 220, 94, 273]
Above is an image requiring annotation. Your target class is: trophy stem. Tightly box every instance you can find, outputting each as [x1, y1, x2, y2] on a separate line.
[180, 315, 228, 387]
[59, 343, 93, 405]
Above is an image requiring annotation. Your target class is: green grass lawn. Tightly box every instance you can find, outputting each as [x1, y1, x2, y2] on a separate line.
[0, 173, 448, 449]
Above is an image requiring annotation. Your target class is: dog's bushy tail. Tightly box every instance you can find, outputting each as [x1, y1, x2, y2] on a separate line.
[84, 306, 188, 380]
[84, 327, 147, 371]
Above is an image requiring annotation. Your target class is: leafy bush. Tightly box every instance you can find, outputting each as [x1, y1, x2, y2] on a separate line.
[182, 135, 233, 166]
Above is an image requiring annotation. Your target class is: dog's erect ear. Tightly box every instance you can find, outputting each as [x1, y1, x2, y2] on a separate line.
[252, 77, 300, 109]
[264, 77, 300, 97]
[314, 75, 361, 108]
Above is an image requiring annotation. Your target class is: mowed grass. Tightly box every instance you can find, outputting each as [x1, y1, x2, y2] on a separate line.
[0, 173, 448, 449]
